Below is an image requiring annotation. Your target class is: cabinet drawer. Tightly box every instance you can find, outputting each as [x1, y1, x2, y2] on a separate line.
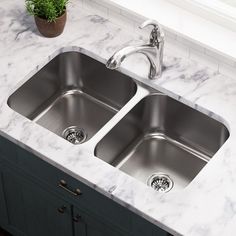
[17, 146, 132, 234]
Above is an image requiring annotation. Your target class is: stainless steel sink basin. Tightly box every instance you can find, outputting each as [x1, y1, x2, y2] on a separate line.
[7, 51, 137, 144]
[95, 94, 229, 192]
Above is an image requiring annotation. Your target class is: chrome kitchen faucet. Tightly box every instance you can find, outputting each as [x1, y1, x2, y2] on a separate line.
[106, 19, 165, 80]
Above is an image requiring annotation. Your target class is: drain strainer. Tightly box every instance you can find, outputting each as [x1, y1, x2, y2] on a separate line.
[147, 173, 174, 193]
[62, 126, 87, 145]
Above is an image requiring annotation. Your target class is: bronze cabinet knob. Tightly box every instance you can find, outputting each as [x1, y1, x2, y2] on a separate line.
[57, 206, 66, 214]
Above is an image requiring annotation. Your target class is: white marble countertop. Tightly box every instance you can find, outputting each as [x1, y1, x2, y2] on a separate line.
[1, 1, 236, 235]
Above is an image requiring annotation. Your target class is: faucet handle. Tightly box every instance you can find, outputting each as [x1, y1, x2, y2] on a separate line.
[139, 19, 164, 47]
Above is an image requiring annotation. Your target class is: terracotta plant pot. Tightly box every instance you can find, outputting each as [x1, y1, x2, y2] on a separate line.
[35, 11, 67, 38]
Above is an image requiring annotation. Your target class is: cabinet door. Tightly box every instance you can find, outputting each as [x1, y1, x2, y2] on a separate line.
[73, 207, 122, 236]
[0, 163, 8, 227]
[1, 164, 73, 236]
[132, 213, 169, 236]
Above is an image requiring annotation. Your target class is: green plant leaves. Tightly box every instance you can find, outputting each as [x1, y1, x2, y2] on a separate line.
[25, 0, 69, 22]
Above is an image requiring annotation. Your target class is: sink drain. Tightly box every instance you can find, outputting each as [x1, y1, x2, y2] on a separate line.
[147, 173, 173, 193]
[62, 126, 87, 144]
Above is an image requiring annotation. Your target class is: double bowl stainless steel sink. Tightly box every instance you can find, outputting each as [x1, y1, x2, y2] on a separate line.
[8, 51, 229, 193]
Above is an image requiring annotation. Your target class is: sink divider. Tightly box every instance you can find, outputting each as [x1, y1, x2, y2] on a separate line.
[84, 85, 150, 151]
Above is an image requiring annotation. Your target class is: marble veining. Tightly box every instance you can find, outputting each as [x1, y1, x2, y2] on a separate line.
[1, 0, 236, 235]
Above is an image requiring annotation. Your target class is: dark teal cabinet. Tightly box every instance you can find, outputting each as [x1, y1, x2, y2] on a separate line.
[73, 207, 121, 236]
[1, 164, 73, 236]
[1, 166, 27, 236]
[0, 162, 8, 227]
[21, 177, 73, 236]
[0, 136, 170, 236]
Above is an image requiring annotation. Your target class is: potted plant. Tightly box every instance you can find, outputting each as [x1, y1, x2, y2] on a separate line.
[26, 0, 69, 38]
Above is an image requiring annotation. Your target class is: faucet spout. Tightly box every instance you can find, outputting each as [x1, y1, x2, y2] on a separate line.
[106, 19, 164, 80]
[106, 44, 161, 79]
